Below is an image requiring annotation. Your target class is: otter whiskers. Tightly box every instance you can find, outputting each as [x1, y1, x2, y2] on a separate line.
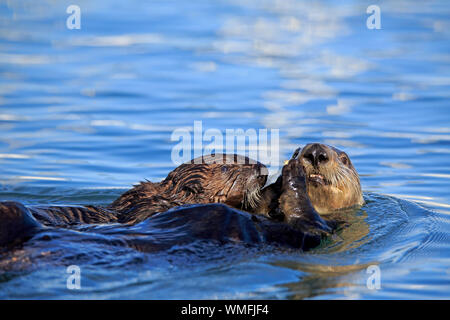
[319, 162, 362, 201]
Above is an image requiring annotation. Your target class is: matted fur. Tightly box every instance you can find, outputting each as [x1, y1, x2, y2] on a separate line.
[110, 154, 267, 224]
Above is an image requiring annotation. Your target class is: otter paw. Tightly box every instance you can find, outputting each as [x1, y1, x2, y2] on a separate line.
[281, 159, 307, 189]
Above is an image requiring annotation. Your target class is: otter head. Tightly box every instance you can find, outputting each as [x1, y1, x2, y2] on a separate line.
[298, 143, 364, 214]
[164, 154, 268, 210]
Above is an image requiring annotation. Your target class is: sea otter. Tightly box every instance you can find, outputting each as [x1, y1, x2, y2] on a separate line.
[254, 143, 364, 221]
[0, 144, 363, 251]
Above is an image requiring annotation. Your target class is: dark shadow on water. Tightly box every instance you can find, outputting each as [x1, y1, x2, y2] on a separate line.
[1, 192, 446, 299]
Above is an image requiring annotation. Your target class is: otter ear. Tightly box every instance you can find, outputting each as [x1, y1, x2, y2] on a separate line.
[291, 147, 302, 160]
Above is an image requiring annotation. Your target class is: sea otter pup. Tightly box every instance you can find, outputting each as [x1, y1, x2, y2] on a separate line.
[110, 153, 268, 224]
[5, 154, 268, 229]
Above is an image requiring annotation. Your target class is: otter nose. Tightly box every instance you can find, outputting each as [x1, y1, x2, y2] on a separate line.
[303, 144, 329, 167]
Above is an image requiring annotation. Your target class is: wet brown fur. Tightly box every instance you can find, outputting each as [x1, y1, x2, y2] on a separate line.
[300, 144, 364, 214]
[254, 143, 363, 219]
[110, 154, 267, 224]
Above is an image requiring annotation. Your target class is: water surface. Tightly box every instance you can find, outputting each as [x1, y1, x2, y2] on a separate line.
[0, 0, 449, 299]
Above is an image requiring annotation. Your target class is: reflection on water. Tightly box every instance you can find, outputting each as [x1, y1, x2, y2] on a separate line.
[0, 0, 450, 299]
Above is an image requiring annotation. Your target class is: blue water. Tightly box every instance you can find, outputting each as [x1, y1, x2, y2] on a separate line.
[1, 0, 450, 299]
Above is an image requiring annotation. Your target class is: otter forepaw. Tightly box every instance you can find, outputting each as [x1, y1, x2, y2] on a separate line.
[290, 215, 333, 237]
[281, 159, 307, 191]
